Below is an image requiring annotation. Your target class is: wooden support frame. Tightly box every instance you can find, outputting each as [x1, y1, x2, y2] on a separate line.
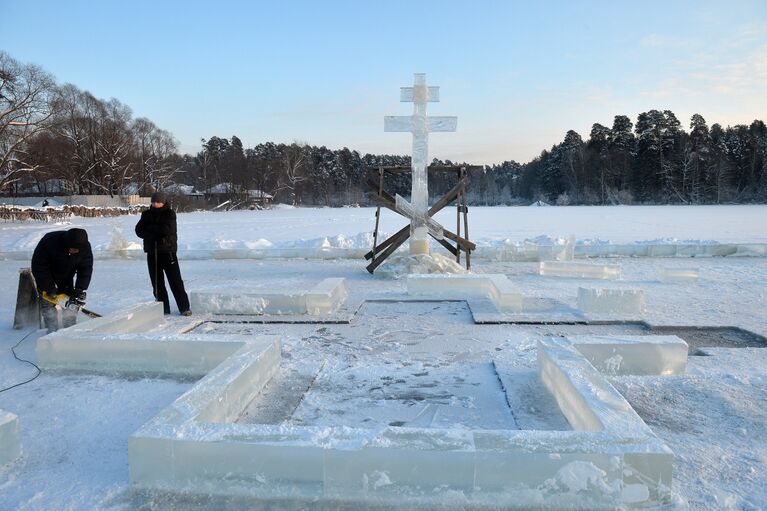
[365, 165, 479, 273]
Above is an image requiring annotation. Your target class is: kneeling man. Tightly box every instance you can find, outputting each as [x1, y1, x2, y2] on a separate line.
[31, 228, 93, 332]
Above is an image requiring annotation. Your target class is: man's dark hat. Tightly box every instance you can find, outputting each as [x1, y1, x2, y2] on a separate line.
[151, 191, 167, 204]
[66, 228, 89, 250]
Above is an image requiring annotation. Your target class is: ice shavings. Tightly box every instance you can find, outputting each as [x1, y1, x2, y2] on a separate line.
[107, 226, 142, 253]
[376, 252, 467, 278]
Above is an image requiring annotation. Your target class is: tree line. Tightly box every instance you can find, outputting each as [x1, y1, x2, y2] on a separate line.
[510, 112, 767, 205]
[177, 111, 767, 206]
[1, 51, 180, 196]
[2, 51, 765, 206]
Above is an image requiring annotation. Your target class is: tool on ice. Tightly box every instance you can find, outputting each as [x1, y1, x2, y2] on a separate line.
[13, 267, 102, 328]
[41, 291, 102, 319]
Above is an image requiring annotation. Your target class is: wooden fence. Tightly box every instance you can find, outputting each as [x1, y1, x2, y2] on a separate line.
[0, 205, 147, 222]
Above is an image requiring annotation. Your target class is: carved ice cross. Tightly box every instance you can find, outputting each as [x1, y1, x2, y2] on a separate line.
[385, 73, 457, 255]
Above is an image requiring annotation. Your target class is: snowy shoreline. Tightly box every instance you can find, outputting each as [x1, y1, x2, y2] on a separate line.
[1, 205, 766, 260]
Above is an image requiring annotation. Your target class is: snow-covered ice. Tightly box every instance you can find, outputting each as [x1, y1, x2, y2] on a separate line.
[1, 205, 766, 261]
[0, 206, 766, 509]
[38, 299, 675, 507]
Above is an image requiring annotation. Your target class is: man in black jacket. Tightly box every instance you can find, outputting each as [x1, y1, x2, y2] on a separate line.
[135, 192, 191, 315]
[31, 228, 93, 332]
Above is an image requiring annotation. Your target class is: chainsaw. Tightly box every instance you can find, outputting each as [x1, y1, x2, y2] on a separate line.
[41, 291, 102, 318]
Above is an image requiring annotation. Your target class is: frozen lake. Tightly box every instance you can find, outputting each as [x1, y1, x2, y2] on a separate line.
[0, 206, 766, 509]
[1, 204, 766, 257]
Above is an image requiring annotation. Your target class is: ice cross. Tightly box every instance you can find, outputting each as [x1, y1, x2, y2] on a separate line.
[385, 73, 457, 255]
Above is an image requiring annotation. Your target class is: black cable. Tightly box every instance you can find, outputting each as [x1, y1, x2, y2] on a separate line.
[0, 328, 42, 394]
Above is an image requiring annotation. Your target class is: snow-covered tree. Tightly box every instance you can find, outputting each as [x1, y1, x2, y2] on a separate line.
[0, 51, 56, 191]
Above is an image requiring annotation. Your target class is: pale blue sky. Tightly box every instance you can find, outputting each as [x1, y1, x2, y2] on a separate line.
[1, 0, 765, 164]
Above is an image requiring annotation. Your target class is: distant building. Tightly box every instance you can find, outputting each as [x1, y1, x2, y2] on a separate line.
[203, 183, 272, 209]
[248, 189, 273, 207]
[164, 183, 205, 202]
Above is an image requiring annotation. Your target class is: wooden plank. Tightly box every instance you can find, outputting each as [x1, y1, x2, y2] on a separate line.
[443, 229, 476, 252]
[367, 231, 409, 273]
[456, 168, 461, 264]
[371, 168, 384, 261]
[365, 177, 472, 259]
[430, 176, 469, 212]
[365, 226, 408, 260]
[462, 180, 471, 269]
[433, 235, 458, 257]
[364, 169, 474, 271]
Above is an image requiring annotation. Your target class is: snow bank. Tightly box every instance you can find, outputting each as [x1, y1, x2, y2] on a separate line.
[0, 206, 765, 261]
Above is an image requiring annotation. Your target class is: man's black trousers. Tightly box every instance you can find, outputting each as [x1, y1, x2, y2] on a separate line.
[147, 252, 190, 314]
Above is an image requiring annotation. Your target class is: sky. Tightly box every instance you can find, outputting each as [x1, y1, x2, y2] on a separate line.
[1, 0, 766, 165]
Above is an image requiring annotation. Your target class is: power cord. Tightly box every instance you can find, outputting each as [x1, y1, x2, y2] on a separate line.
[0, 328, 42, 394]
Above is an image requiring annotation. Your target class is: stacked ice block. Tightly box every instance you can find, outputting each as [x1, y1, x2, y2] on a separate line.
[539, 261, 621, 279]
[577, 287, 645, 314]
[0, 410, 21, 466]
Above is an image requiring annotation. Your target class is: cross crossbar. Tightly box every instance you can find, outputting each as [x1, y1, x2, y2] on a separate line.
[384, 116, 458, 133]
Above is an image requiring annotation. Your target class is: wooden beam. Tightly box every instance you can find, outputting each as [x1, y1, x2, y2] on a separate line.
[364, 225, 408, 260]
[368, 191, 475, 251]
[432, 235, 458, 256]
[366, 231, 409, 273]
[365, 169, 474, 272]
[365, 176, 473, 260]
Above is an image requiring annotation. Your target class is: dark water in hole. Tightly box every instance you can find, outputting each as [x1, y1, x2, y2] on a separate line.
[525, 323, 767, 354]
[650, 326, 767, 350]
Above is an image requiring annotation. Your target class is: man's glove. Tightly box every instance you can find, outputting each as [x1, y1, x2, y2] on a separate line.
[66, 289, 86, 309]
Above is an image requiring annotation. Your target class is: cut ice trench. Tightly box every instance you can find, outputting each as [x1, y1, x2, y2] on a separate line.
[232, 301, 570, 431]
[32, 298, 701, 507]
[237, 360, 538, 430]
[197, 301, 767, 433]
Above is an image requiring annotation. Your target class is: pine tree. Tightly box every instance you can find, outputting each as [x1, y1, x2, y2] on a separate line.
[634, 110, 683, 202]
[683, 114, 711, 203]
[609, 115, 635, 200]
[707, 124, 730, 203]
[587, 123, 612, 204]
[561, 130, 585, 201]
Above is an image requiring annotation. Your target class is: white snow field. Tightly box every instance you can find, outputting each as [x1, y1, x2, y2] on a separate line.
[0, 205, 766, 510]
[0, 204, 766, 261]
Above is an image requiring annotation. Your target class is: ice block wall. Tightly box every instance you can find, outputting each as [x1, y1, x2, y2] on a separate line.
[0, 410, 21, 465]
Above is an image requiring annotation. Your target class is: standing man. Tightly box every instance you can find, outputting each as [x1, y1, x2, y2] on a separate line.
[135, 192, 191, 316]
[31, 228, 93, 332]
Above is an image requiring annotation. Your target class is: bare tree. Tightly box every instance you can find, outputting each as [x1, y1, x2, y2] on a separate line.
[148, 128, 180, 190]
[132, 117, 157, 194]
[50, 84, 90, 193]
[277, 142, 309, 205]
[95, 98, 133, 196]
[0, 51, 56, 191]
